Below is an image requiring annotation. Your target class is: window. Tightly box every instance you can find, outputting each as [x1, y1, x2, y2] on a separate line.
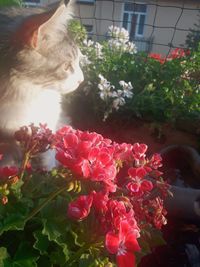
[84, 25, 93, 34]
[83, 24, 93, 39]
[77, 0, 95, 4]
[122, 2, 147, 39]
[23, 0, 41, 6]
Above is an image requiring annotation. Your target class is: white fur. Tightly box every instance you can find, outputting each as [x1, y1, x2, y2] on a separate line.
[0, 56, 83, 133]
[0, 56, 84, 169]
[0, 85, 61, 133]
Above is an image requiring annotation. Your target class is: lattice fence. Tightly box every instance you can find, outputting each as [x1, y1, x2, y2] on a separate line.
[75, 0, 200, 55]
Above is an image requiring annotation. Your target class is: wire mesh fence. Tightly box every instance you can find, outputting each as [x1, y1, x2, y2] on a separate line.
[75, 0, 200, 55]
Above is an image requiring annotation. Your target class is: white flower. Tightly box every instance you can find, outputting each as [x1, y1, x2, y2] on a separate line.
[111, 89, 123, 98]
[119, 81, 133, 98]
[83, 39, 94, 47]
[95, 42, 103, 59]
[126, 42, 137, 54]
[107, 26, 137, 54]
[108, 25, 129, 42]
[108, 39, 122, 50]
[98, 74, 114, 101]
[80, 54, 91, 66]
[111, 90, 125, 110]
[112, 97, 125, 110]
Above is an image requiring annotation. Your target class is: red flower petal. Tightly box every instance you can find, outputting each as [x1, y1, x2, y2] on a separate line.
[141, 180, 153, 192]
[81, 159, 90, 177]
[132, 143, 147, 156]
[98, 152, 112, 165]
[126, 182, 140, 193]
[128, 168, 137, 178]
[63, 133, 79, 148]
[67, 194, 93, 220]
[105, 231, 120, 254]
[116, 251, 136, 267]
[136, 167, 147, 178]
[119, 220, 131, 239]
[77, 141, 92, 157]
[125, 232, 141, 252]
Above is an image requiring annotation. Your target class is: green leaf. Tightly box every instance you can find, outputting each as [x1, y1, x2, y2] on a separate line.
[41, 197, 70, 261]
[33, 230, 49, 255]
[0, 213, 26, 235]
[70, 229, 85, 247]
[149, 229, 166, 248]
[12, 241, 39, 267]
[36, 256, 52, 267]
[79, 254, 115, 267]
[49, 247, 67, 267]
[42, 219, 69, 261]
[0, 247, 10, 266]
[0, 198, 32, 235]
[10, 180, 24, 199]
[42, 218, 61, 241]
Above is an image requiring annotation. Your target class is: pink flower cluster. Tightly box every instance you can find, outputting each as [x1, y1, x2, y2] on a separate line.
[148, 48, 190, 64]
[15, 123, 53, 155]
[55, 125, 168, 267]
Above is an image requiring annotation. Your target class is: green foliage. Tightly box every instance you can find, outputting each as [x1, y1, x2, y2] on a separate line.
[68, 20, 87, 46]
[0, 0, 22, 7]
[0, 169, 114, 266]
[68, 32, 200, 126]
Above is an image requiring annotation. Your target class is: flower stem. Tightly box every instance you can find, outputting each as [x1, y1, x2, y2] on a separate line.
[25, 186, 67, 223]
[20, 152, 30, 181]
[68, 243, 90, 266]
[67, 241, 103, 266]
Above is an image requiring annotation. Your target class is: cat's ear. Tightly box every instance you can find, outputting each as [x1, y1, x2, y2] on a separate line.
[31, 0, 74, 49]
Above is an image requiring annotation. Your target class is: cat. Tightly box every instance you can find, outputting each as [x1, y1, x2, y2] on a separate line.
[0, 0, 84, 169]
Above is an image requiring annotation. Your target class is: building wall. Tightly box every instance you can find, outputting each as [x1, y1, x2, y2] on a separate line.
[76, 0, 200, 54]
[145, 0, 200, 54]
[74, 0, 123, 40]
[26, 0, 200, 54]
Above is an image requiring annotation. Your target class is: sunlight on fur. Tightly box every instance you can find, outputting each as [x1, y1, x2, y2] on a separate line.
[26, 90, 61, 131]
[0, 0, 84, 169]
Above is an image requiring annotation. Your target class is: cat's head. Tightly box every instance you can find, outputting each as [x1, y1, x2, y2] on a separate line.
[1, 0, 84, 94]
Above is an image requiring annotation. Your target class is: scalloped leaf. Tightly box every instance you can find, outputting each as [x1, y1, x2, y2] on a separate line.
[70, 229, 85, 247]
[40, 196, 70, 261]
[33, 230, 49, 255]
[0, 213, 26, 235]
[0, 199, 32, 235]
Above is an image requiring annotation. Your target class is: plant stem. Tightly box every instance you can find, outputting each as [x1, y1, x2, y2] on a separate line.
[68, 243, 90, 266]
[25, 186, 67, 223]
[67, 241, 103, 266]
[20, 151, 30, 181]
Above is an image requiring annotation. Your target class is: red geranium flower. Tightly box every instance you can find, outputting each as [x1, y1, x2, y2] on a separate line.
[105, 220, 141, 267]
[67, 194, 93, 220]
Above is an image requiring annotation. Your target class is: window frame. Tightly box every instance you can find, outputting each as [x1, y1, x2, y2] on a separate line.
[122, 2, 147, 38]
